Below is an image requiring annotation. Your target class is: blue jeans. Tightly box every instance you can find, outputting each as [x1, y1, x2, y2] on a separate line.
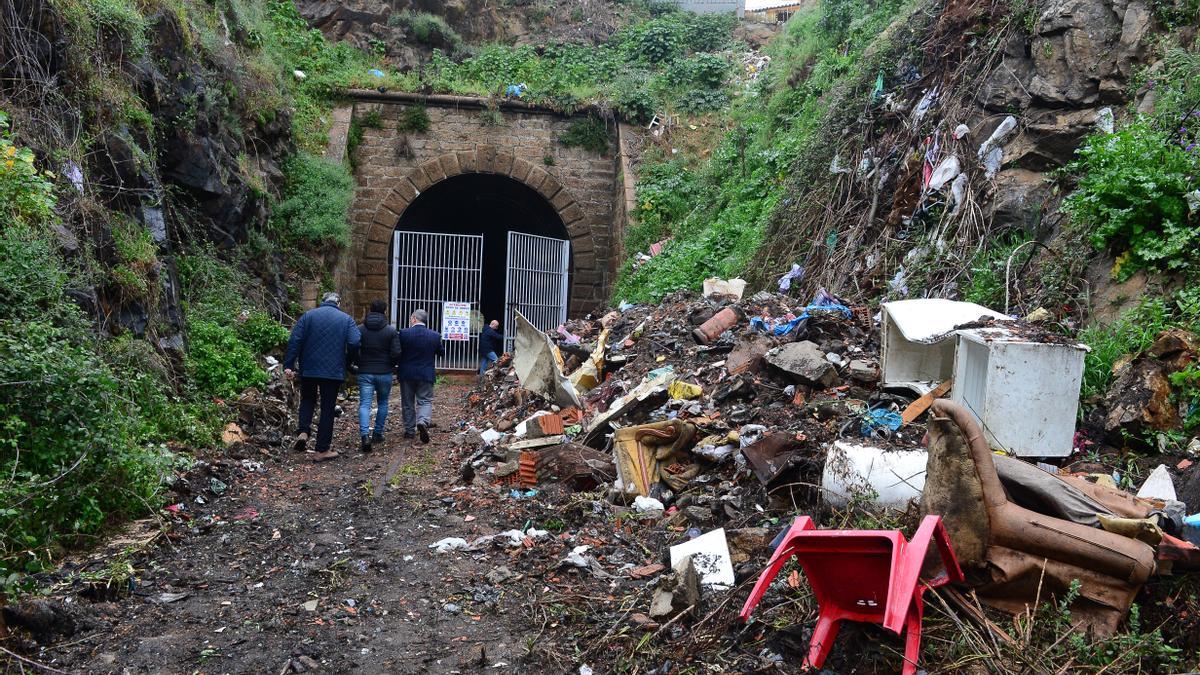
[357, 373, 393, 437]
[479, 351, 498, 375]
[400, 380, 435, 433]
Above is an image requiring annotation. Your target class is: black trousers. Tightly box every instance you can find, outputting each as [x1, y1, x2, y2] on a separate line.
[297, 377, 342, 452]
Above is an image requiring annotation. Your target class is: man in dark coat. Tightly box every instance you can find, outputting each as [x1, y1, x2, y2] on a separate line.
[397, 308, 444, 443]
[284, 292, 361, 461]
[478, 319, 503, 377]
[356, 299, 401, 453]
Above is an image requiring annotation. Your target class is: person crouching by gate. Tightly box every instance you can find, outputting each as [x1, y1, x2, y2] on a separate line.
[478, 319, 503, 378]
[356, 299, 401, 453]
[397, 309, 444, 443]
[284, 292, 361, 462]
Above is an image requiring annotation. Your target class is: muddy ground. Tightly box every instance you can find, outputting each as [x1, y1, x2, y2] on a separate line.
[9, 383, 559, 674]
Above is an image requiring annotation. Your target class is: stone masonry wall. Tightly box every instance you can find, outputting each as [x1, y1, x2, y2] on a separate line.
[339, 96, 619, 320]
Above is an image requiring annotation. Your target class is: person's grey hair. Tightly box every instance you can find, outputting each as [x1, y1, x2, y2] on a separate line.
[321, 292, 341, 305]
[411, 309, 428, 324]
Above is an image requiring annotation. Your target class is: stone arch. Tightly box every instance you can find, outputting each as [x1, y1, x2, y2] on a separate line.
[355, 146, 592, 305]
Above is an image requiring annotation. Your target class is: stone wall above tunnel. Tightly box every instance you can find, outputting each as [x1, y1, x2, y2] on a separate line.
[338, 93, 619, 320]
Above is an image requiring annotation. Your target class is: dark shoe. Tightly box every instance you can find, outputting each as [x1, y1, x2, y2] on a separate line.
[371, 432, 384, 444]
[293, 432, 309, 453]
[312, 450, 339, 462]
[360, 435, 372, 453]
[403, 432, 415, 440]
[417, 422, 430, 444]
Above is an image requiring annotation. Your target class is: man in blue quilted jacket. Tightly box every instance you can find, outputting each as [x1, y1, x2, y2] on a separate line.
[397, 308, 444, 443]
[284, 292, 361, 461]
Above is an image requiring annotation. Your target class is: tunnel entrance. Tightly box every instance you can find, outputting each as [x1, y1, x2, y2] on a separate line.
[390, 173, 571, 370]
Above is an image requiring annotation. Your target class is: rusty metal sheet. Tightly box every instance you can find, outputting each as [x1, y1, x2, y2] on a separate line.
[742, 433, 800, 485]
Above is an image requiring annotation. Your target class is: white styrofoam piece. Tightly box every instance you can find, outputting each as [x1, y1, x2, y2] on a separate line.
[669, 528, 735, 590]
[1136, 464, 1177, 502]
[880, 299, 1010, 393]
[821, 441, 928, 508]
[950, 328, 1087, 458]
[514, 410, 551, 437]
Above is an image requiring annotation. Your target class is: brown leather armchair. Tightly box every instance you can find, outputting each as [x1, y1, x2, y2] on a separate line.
[920, 399, 1156, 636]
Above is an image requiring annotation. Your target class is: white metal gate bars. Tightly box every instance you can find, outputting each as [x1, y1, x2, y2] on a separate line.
[390, 231, 483, 371]
[504, 232, 571, 354]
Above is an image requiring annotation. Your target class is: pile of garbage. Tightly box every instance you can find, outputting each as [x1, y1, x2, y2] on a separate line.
[447, 282, 1200, 670]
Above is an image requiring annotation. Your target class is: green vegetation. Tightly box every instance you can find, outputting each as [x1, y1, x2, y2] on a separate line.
[398, 105, 431, 133]
[388, 10, 465, 53]
[1064, 44, 1199, 281]
[1078, 286, 1200, 404]
[186, 320, 269, 399]
[962, 232, 1035, 309]
[1028, 580, 1181, 670]
[347, 108, 384, 168]
[615, 0, 909, 301]
[271, 152, 354, 249]
[415, 11, 736, 116]
[0, 112, 56, 228]
[1063, 119, 1199, 280]
[559, 116, 610, 154]
[0, 100, 290, 575]
[0, 221, 181, 576]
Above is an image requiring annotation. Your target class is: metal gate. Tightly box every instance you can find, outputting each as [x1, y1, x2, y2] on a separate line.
[391, 231, 483, 371]
[504, 232, 571, 353]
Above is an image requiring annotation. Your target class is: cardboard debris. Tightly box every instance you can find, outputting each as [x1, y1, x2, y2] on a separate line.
[569, 328, 610, 394]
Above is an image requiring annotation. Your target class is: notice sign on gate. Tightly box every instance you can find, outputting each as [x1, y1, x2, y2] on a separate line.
[441, 301, 471, 341]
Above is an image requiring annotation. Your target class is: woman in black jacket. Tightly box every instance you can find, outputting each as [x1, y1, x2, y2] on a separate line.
[356, 299, 401, 452]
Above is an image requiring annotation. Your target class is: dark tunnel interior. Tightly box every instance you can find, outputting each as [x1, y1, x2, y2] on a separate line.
[392, 173, 570, 332]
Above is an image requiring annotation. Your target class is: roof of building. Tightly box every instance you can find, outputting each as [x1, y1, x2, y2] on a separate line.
[745, 0, 807, 10]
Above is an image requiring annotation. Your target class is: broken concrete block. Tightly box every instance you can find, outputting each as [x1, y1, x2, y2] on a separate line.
[648, 588, 675, 619]
[684, 505, 713, 524]
[848, 359, 879, 383]
[765, 341, 839, 388]
[671, 554, 702, 612]
[494, 460, 519, 479]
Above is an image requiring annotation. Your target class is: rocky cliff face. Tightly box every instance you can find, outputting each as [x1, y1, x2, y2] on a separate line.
[1, 0, 292, 346]
[297, 0, 633, 68]
[977, 0, 1156, 233]
[752, 0, 1191, 311]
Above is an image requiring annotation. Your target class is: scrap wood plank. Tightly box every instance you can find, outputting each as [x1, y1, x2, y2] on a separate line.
[901, 378, 953, 425]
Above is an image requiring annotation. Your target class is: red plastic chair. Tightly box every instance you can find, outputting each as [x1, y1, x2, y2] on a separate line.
[739, 515, 963, 675]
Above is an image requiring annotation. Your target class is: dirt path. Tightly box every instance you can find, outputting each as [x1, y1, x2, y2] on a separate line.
[32, 383, 543, 674]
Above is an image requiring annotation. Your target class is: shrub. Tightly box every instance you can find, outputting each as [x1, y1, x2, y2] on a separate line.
[237, 310, 289, 354]
[398, 105, 430, 133]
[0, 112, 56, 228]
[671, 53, 729, 89]
[0, 319, 175, 575]
[1062, 119, 1199, 279]
[271, 152, 353, 249]
[103, 334, 223, 448]
[0, 225, 69, 319]
[629, 18, 685, 62]
[614, 74, 656, 123]
[186, 320, 268, 400]
[559, 116, 610, 154]
[388, 10, 464, 52]
[177, 248, 254, 316]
